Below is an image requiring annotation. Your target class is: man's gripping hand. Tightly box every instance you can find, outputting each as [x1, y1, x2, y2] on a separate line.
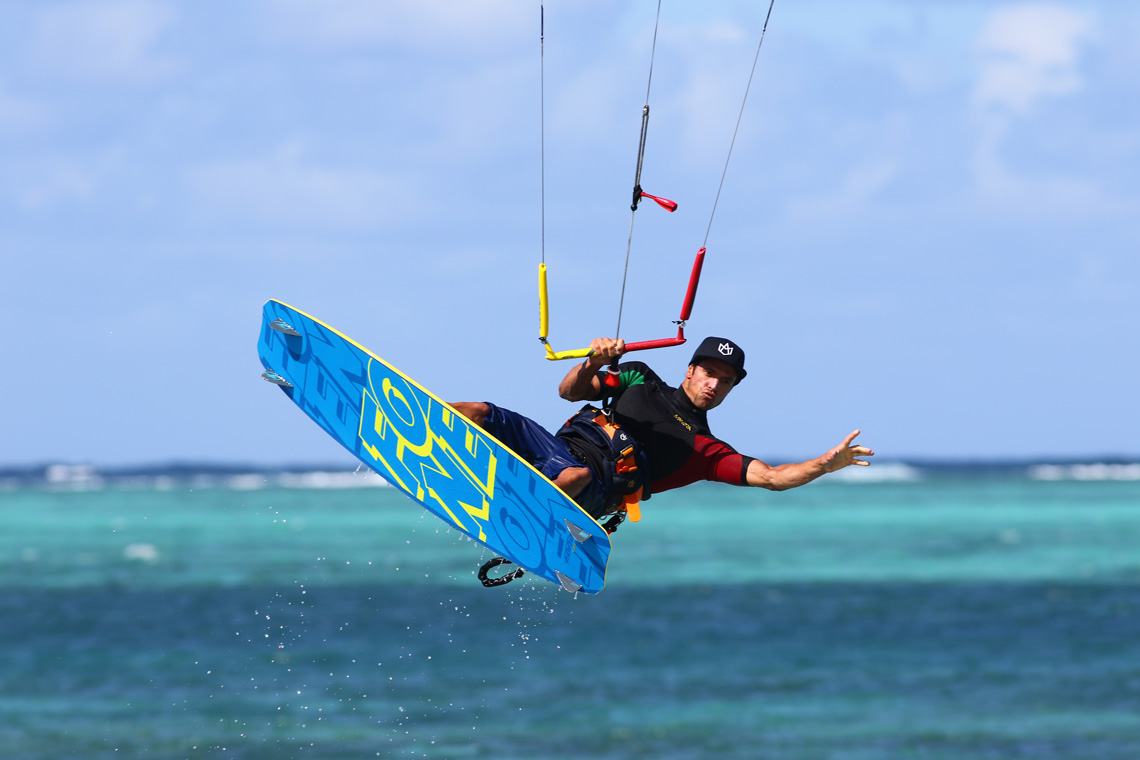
[587, 337, 626, 368]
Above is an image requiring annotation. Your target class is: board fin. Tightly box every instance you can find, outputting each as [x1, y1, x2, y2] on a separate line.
[261, 369, 293, 388]
[564, 519, 593, 544]
[555, 571, 583, 593]
[269, 318, 301, 336]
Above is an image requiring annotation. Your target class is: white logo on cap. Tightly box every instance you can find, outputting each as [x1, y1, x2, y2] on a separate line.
[718, 342, 734, 356]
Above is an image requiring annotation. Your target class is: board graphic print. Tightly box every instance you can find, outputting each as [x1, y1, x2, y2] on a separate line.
[257, 300, 611, 593]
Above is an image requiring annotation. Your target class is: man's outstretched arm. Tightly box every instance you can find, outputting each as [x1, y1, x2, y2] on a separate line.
[745, 430, 874, 491]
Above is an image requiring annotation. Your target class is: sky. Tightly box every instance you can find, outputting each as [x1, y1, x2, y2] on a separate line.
[1, 0, 1136, 467]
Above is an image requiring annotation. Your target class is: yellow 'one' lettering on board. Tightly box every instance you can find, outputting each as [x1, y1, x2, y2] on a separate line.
[358, 359, 496, 541]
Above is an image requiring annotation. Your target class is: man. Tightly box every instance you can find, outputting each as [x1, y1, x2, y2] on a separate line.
[451, 336, 873, 522]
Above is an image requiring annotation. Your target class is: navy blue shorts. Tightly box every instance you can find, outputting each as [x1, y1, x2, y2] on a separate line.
[482, 403, 607, 517]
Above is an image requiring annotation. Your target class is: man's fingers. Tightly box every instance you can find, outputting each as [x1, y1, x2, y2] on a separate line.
[591, 337, 625, 359]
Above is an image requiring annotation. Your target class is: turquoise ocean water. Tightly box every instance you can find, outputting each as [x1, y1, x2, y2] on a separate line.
[2, 467, 1139, 759]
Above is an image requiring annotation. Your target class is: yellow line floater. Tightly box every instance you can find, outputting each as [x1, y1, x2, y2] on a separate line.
[538, 262, 594, 361]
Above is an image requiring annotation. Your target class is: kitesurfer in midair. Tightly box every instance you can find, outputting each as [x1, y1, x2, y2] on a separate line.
[452, 336, 873, 522]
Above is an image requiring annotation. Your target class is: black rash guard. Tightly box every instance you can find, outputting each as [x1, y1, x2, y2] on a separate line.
[588, 361, 754, 494]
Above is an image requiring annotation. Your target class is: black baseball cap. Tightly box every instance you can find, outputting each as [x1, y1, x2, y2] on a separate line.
[689, 336, 747, 383]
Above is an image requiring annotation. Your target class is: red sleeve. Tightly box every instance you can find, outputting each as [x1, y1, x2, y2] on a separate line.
[698, 437, 755, 486]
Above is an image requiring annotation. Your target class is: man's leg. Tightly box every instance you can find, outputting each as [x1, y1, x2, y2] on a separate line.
[450, 402, 490, 428]
[549, 464, 592, 499]
[450, 401, 593, 499]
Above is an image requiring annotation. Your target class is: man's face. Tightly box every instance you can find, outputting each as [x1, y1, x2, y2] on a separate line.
[681, 359, 737, 411]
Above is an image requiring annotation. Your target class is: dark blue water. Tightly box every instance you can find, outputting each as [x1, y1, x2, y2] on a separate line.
[2, 479, 1139, 758]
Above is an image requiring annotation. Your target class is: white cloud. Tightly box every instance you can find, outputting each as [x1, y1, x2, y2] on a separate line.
[968, 150, 1133, 220]
[967, 3, 1117, 217]
[11, 160, 94, 210]
[785, 159, 900, 222]
[973, 3, 1095, 115]
[3, 146, 128, 211]
[29, 0, 180, 84]
[187, 142, 422, 229]
[660, 19, 759, 166]
[263, 0, 529, 50]
[0, 82, 47, 132]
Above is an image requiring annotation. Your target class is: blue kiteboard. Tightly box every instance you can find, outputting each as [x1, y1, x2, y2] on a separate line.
[256, 300, 611, 593]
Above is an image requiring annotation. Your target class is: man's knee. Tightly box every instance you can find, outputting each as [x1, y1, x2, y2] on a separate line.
[553, 465, 592, 498]
[450, 402, 491, 428]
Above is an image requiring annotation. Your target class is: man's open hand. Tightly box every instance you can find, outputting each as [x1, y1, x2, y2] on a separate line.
[820, 430, 874, 472]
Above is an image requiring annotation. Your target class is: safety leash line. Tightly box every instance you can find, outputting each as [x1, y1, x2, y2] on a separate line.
[615, 0, 664, 343]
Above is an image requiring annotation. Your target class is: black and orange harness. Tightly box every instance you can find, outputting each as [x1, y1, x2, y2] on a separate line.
[477, 404, 650, 589]
[555, 404, 651, 531]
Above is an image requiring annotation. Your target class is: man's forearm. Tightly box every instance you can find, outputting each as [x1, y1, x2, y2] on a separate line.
[560, 338, 624, 401]
[746, 457, 828, 491]
[746, 430, 873, 490]
[559, 359, 601, 401]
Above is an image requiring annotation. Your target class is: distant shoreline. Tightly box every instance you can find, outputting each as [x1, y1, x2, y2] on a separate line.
[2, 458, 1139, 490]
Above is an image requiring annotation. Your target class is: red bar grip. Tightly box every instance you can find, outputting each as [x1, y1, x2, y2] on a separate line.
[624, 336, 687, 352]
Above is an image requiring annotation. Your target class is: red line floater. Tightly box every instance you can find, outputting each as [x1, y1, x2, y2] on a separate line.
[620, 245, 707, 355]
[679, 247, 706, 322]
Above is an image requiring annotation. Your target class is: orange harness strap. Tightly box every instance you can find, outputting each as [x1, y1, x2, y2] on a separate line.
[587, 412, 645, 522]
